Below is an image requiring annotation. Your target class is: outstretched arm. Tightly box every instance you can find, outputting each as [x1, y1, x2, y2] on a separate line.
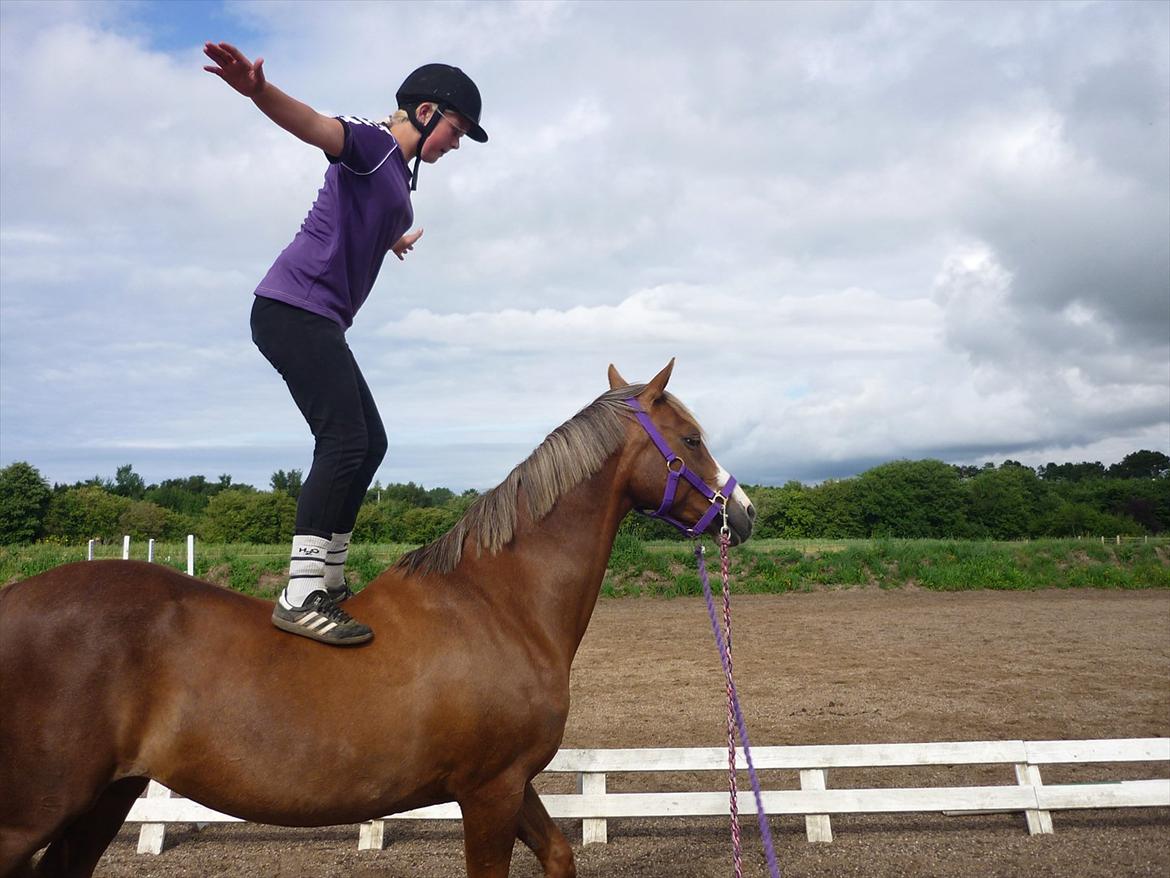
[203, 42, 344, 157]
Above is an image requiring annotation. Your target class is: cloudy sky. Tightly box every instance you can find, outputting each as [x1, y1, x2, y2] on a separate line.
[1, 0, 1167, 492]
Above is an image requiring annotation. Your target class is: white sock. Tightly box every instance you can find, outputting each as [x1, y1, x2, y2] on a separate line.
[281, 534, 331, 607]
[324, 531, 352, 590]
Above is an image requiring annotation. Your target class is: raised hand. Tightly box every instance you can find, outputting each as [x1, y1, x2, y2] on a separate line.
[203, 42, 266, 98]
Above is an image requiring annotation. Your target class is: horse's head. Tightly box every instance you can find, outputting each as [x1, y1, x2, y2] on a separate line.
[611, 359, 755, 546]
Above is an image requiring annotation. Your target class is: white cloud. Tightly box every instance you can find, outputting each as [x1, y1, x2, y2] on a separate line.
[1, 0, 1166, 491]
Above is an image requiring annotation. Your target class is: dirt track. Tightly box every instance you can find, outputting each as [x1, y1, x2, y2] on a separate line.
[95, 588, 1169, 877]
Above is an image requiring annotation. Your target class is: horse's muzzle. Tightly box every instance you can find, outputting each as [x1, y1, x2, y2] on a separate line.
[720, 500, 755, 546]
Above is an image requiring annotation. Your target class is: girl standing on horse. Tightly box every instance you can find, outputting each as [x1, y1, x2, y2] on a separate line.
[203, 42, 487, 645]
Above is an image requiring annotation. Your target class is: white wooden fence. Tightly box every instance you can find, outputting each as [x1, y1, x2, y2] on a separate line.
[127, 737, 1169, 853]
[87, 535, 196, 575]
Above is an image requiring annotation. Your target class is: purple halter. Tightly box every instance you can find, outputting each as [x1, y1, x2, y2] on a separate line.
[626, 397, 737, 539]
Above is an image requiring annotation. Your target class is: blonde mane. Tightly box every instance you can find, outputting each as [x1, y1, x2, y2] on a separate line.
[395, 383, 696, 576]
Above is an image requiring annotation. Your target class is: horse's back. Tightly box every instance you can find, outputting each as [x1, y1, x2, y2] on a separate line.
[1, 560, 271, 693]
[2, 559, 246, 612]
[0, 561, 257, 746]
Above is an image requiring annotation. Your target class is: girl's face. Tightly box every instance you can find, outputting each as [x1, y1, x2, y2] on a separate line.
[421, 107, 471, 163]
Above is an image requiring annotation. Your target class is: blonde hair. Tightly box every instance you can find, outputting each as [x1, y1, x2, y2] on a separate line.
[382, 102, 444, 129]
[395, 386, 647, 576]
[394, 386, 703, 576]
[382, 108, 410, 128]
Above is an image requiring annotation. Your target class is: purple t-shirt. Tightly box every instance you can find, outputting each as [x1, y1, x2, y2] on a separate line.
[255, 116, 414, 329]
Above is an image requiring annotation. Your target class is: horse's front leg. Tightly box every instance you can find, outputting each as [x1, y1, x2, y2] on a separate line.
[517, 781, 576, 877]
[459, 780, 525, 878]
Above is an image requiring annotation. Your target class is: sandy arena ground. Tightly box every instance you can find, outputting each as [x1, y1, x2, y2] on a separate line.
[93, 588, 1169, 877]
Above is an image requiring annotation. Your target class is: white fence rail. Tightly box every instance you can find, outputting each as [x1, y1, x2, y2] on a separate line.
[128, 737, 1169, 853]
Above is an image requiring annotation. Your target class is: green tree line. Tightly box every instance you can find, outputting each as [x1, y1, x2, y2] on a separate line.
[0, 450, 1166, 546]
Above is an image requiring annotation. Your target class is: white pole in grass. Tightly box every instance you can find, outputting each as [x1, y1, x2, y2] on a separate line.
[187, 534, 195, 576]
[148, 538, 155, 563]
[122, 535, 131, 560]
[87, 539, 95, 561]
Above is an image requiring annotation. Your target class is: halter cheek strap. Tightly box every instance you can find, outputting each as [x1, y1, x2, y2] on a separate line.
[626, 397, 738, 539]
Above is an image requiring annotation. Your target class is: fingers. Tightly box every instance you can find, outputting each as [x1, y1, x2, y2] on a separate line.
[390, 228, 425, 261]
[222, 42, 250, 64]
[202, 47, 237, 75]
[203, 42, 265, 96]
[202, 41, 253, 69]
[202, 42, 232, 63]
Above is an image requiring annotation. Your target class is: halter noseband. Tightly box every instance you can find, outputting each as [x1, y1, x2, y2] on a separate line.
[626, 397, 737, 539]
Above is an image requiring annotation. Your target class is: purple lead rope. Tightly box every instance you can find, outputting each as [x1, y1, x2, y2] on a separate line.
[619, 395, 780, 875]
[697, 537, 782, 878]
[720, 535, 743, 878]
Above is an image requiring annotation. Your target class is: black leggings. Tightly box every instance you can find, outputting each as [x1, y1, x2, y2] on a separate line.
[251, 296, 387, 539]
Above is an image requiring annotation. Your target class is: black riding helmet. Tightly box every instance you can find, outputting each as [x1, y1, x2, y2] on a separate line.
[396, 63, 487, 190]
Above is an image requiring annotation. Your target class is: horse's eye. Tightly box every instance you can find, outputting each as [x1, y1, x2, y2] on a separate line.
[682, 436, 701, 449]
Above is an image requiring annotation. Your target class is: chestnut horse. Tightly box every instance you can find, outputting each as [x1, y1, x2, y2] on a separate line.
[0, 361, 754, 878]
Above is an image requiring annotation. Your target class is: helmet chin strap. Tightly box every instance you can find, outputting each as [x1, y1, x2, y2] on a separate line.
[407, 105, 443, 191]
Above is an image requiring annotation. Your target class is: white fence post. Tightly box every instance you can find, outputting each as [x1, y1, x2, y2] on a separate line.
[358, 820, 386, 851]
[87, 539, 95, 561]
[122, 535, 131, 560]
[800, 768, 833, 842]
[187, 534, 195, 576]
[148, 539, 155, 563]
[136, 782, 172, 853]
[579, 771, 608, 844]
[1014, 762, 1053, 834]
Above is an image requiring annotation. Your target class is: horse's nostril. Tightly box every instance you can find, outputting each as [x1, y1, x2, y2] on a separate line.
[746, 503, 756, 522]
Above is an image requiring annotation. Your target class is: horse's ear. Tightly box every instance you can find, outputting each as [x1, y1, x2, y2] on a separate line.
[607, 364, 628, 390]
[644, 358, 675, 400]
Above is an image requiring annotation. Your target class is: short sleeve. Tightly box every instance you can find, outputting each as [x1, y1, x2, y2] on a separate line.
[327, 116, 397, 175]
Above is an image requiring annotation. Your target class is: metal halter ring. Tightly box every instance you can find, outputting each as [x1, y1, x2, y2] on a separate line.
[625, 396, 739, 540]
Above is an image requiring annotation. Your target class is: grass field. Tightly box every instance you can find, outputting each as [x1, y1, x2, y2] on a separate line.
[609, 535, 1170, 595]
[2, 536, 1167, 595]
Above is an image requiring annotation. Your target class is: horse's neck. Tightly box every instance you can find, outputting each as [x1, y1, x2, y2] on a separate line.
[465, 453, 632, 667]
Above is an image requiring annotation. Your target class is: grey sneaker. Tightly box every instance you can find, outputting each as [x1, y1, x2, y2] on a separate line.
[272, 591, 372, 645]
[326, 581, 355, 604]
